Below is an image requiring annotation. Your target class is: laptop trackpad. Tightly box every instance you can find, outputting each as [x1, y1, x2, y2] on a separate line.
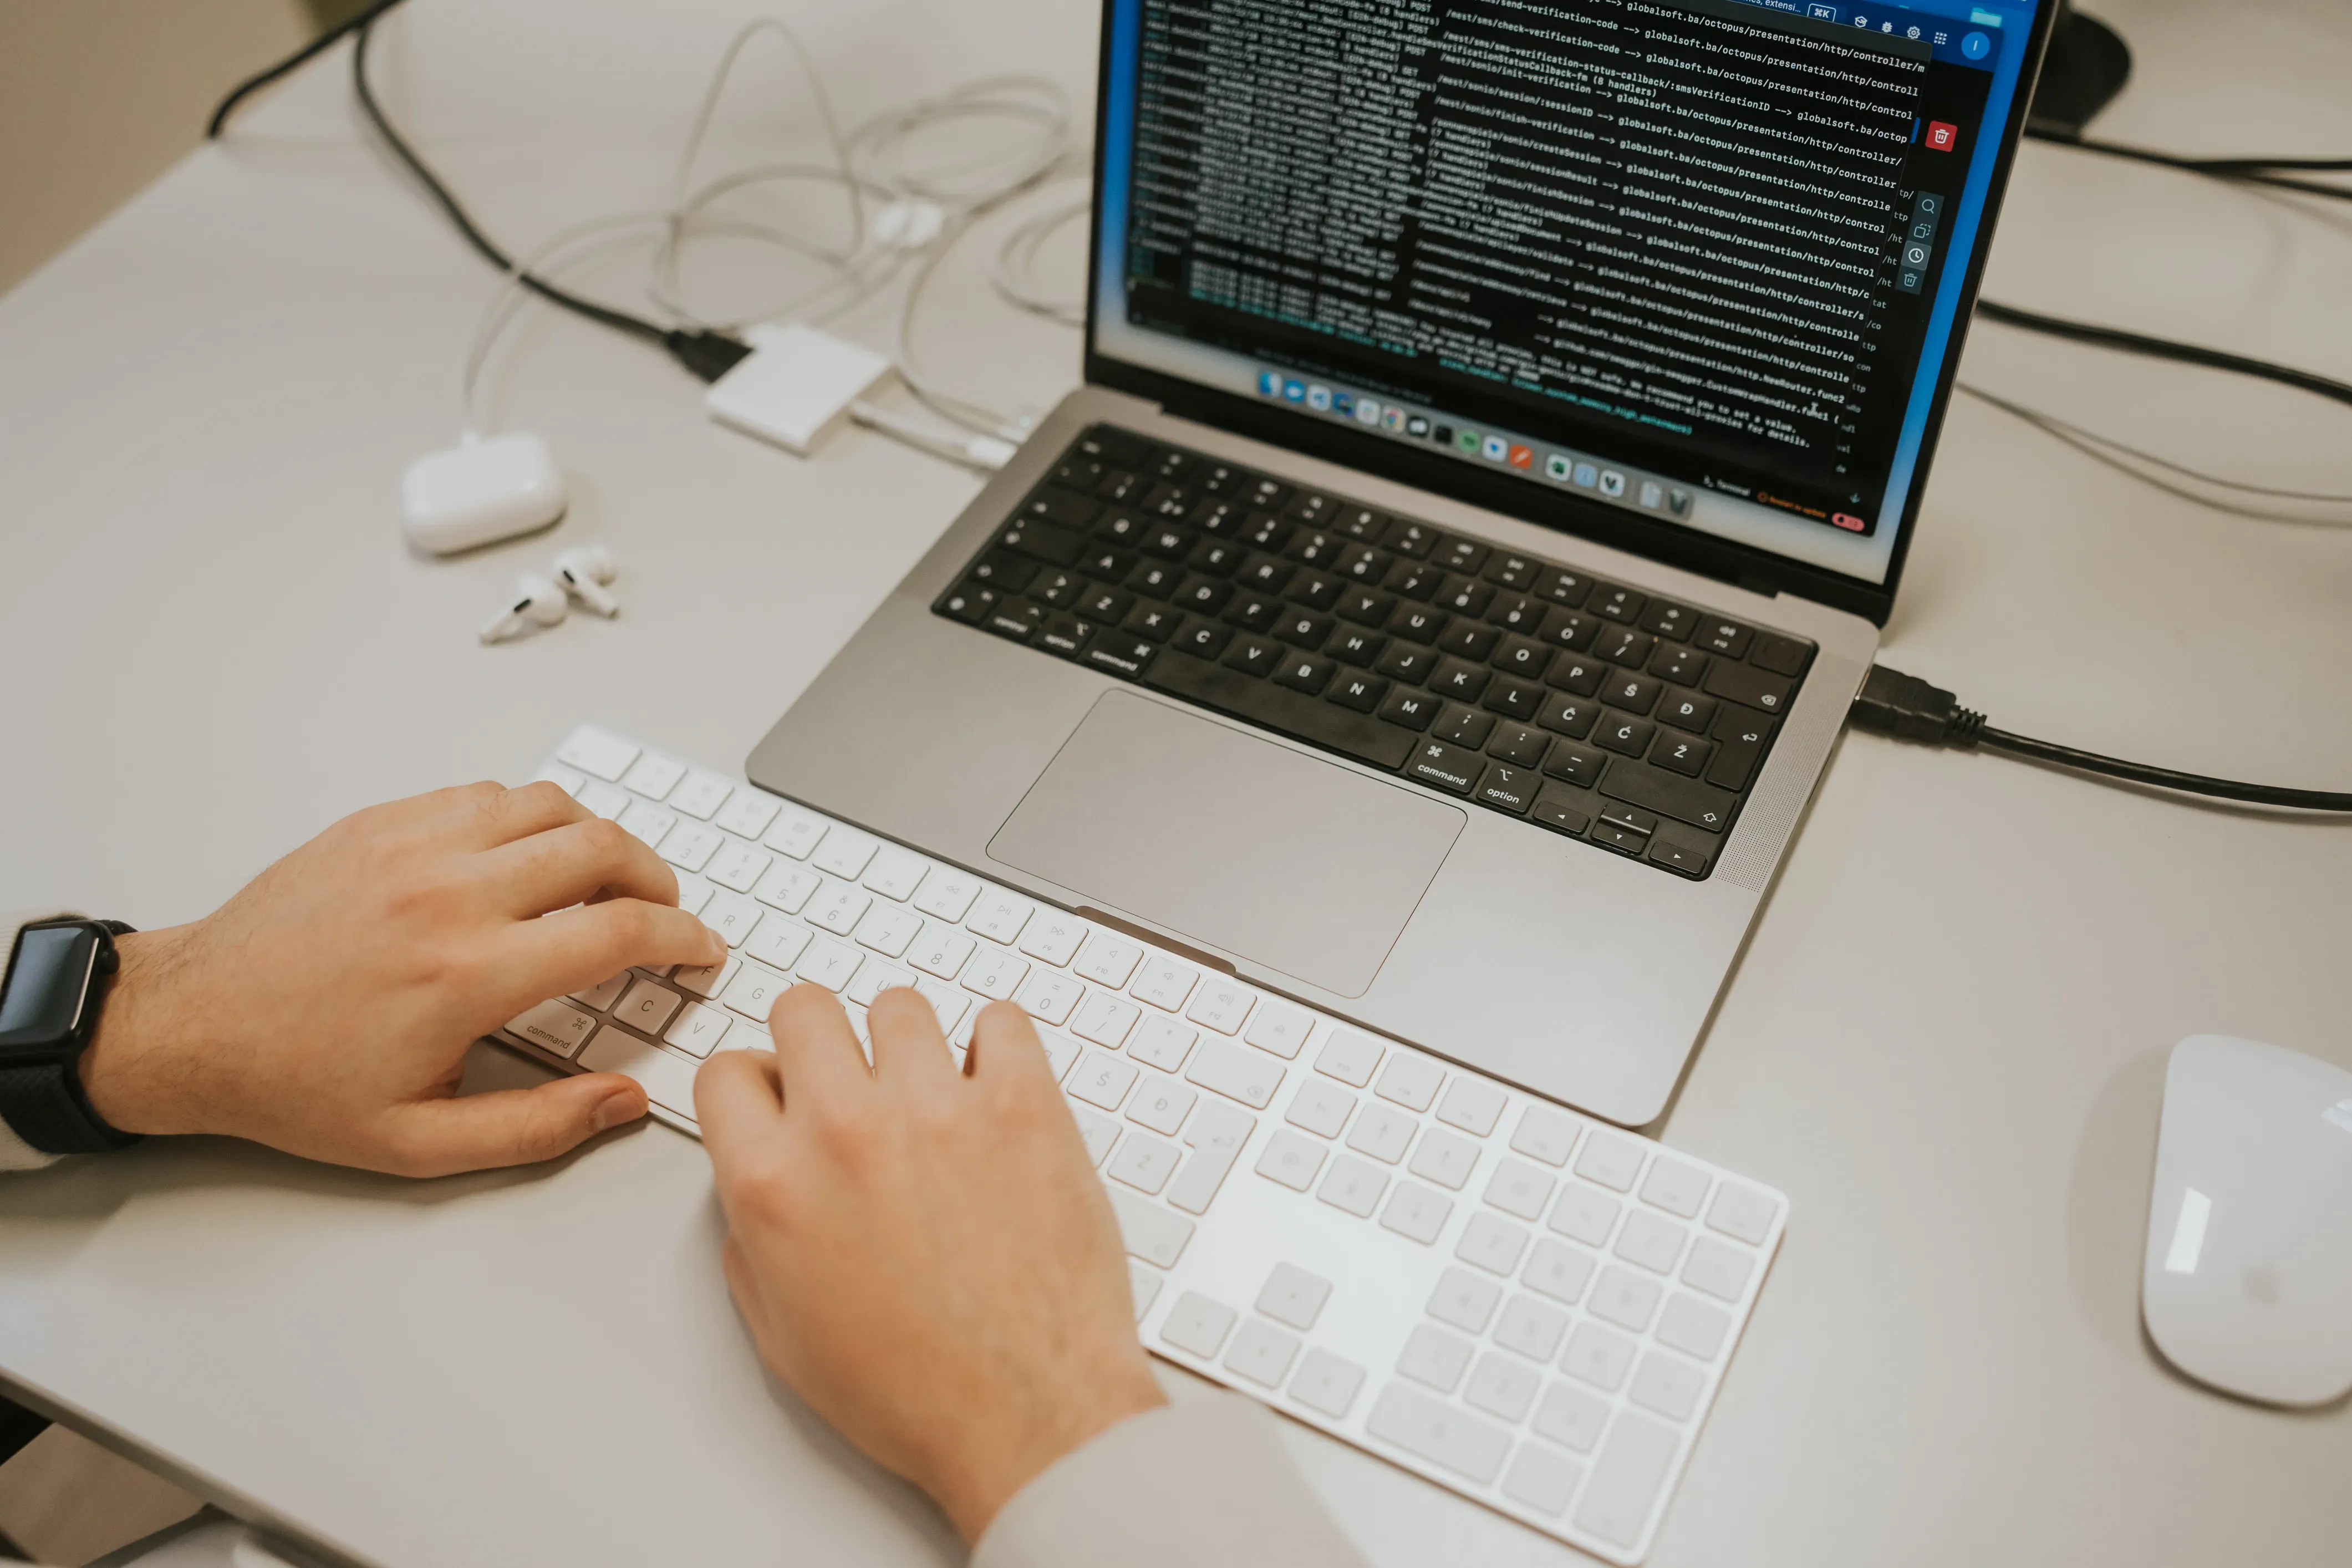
[987, 690, 1464, 998]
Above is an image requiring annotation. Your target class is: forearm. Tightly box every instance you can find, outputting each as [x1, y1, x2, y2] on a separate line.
[0, 908, 82, 1172]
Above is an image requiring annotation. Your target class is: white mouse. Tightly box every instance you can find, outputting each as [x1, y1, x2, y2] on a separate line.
[2142, 1034, 2352, 1407]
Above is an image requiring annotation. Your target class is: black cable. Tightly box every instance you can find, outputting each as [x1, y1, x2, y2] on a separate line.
[2023, 128, 2352, 205]
[1851, 666, 2352, 813]
[1973, 300, 2352, 411]
[205, 0, 407, 139]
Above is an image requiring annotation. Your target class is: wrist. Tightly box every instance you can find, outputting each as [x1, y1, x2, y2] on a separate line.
[77, 928, 198, 1137]
[925, 1354, 1167, 1544]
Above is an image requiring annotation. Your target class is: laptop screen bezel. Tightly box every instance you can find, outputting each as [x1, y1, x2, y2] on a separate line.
[1080, 0, 2059, 627]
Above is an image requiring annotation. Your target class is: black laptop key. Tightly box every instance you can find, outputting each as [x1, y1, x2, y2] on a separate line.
[1052, 456, 1106, 491]
[1077, 546, 1136, 581]
[1277, 609, 1334, 648]
[1190, 497, 1250, 534]
[1695, 617, 1752, 658]
[1438, 576, 1494, 618]
[1097, 511, 1150, 546]
[1150, 450, 1193, 480]
[1078, 586, 1133, 623]
[1748, 631, 1814, 678]
[1039, 616, 1096, 657]
[1487, 723, 1550, 768]
[1374, 642, 1438, 684]
[1706, 711, 1775, 791]
[983, 602, 1043, 643]
[1600, 801, 1658, 837]
[1241, 514, 1293, 552]
[1549, 653, 1606, 697]
[1591, 585, 1646, 623]
[1337, 589, 1396, 628]
[939, 583, 997, 624]
[1143, 485, 1196, 521]
[1651, 644, 1709, 687]
[1173, 576, 1233, 614]
[1485, 554, 1540, 590]
[1535, 568, 1591, 607]
[1639, 600, 1696, 642]
[1603, 672, 1661, 715]
[1034, 569, 1086, 609]
[1430, 658, 1493, 702]
[1484, 676, 1545, 722]
[1143, 525, 1195, 559]
[1336, 506, 1389, 543]
[1188, 539, 1243, 577]
[1328, 628, 1385, 666]
[1596, 627, 1656, 669]
[1388, 603, 1447, 643]
[1406, 738, 1482, 795]
[1387, 521, 1437, 558]
[1221, 635, 1283, 677]
[1128, 561, 1180, 599]
[1099, 472, 1149, 505]
[1240, 476, 1289, 511]
[1378, 688, 1439, 731]
[1288, 571, 1343, 611]
[1240, 554, 1295, 593]
[1433, 702, 1494, 749]
[1647, 836, 1713, 877]
[1435, 622, 1499, 661]
[1539, 607, 1601, 651]
[1541, 741, 1605, 787]
[1536, 694, 1600, 739]
[1195, 464, 1248, 496]
[1595, 712, 1655, 757]
[1491, 634, 1552, 680]
[1085, 637, 1157, 680]
[1657, 689, 1716, 733]
[1493, 595, 1546, 635]
[1477, 763, 1538, 813]
[1435, 537, 1489, 574]
[1124, 602, 1180, 641]
[1020, 488, 1101, 530]
[1289, 529, 1344, 567]
[1386, 561, 1444, 601]
[1703, 659, 1794, 715]
[1652, 731, 1714, 777]
[1530, 785, 1593, 836]
[1335, 544, 1388, 582]
[1272, 652, 1336, 695]
[1226, 592, 1282, 632]
[1077, 428, 1149, 466]
[1285, 491, 1335, 523]
[1327, 671, 1388, 713]
[969, 551, 1039, 593]
[1602, 761, 1738, 834]
[1590, 820, 1648, 856]
[1176, 617, 1233, 659]
[1002, 520, 1085, 566]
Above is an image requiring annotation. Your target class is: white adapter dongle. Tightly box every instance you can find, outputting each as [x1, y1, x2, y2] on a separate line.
[704, 323, 892, 457]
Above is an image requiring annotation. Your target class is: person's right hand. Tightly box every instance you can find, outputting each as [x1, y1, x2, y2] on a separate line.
[77, 780, 726, 1176]
[696, 987, 1165, 1544]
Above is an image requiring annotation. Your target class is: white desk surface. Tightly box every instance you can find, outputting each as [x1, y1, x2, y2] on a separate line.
[4, 1, 2349, 1563]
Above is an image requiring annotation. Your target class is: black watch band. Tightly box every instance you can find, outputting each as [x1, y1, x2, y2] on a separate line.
[0, 920, 141, 1155]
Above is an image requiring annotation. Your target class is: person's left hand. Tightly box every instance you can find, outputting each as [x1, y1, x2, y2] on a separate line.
[77, 779, 725, 1175]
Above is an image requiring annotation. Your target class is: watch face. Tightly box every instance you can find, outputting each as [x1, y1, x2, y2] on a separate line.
[0, 924, 100, 1054]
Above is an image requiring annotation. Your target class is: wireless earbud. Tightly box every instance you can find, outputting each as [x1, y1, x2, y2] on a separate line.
[553, 546, 621, 618]
[478, 573, 568, 645]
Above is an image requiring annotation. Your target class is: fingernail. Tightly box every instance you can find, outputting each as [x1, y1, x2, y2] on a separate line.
[592, 1089, 641, 1133]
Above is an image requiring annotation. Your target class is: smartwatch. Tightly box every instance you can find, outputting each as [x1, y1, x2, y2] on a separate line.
[0, 919, 141, 1154]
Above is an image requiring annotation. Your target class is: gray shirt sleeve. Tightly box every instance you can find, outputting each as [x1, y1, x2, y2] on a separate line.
[971, 1393, 1366, 1568]
[1, 910, 78, 1172]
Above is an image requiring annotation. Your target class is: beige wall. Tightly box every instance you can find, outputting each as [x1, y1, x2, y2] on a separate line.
[0, 0, 313, 294]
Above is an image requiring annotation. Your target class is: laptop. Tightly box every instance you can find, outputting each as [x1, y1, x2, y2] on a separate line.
[749, 0, 2055, 1126]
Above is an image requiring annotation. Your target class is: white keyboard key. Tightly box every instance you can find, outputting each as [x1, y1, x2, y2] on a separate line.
[1224, 1318, 1302, 1389]
[1591, 1265, 1663, 1332]
[806, 880, 871, 936]
[1289, 1347, 1365, 1419]
[1379, 1181, 1452, 1245]
[854, 904, 922, 959]
[907, 923, 975, 981]
[578, 1029, 698, 1117]
[1108, 1131, 1182, 1195]
[1502, 1442, 1582, 1518]
[1375, 1053, 1444, 1112]
[554, 726, 637, 781]
[714, 789, 781, 841]
[507, 999, 597, 1060]
[1129, 955, 1198, 1012]
[1185, 1038, 1284, 1109]
[753, 861, 821, 914]
[1128, 1015, 1197, 1073]
[763, 807, 829, 861]
[1108, 1188, 1193, 1267]
[1072, 930, 1142, 987]
[1244, 1000, 1314, 1060]
[1574, 1130, 1646, 1193]
[961, 948, 1028, 1000]
[1437, 1077, 1506, 1137]
[1706, 1181, 1778, 1246]
[1548, 1182, 1622, 1248]
[1016, 908, 1088, 967]
[1523, 1238, 1598, 1306]
[794, 939, 863, 992]
[700, 892, 763, 948]
[1317, 1154, 1389, 1218]
[1484, 1158, 1556, 1221]
[1127, 1261, 1163, 1321]
[914, 979, 970, 1039]
[621, 754, 686, 800]
[1562, 1321, 1637, 1392]
[966, 889, 1034, 945]
[811, 827, 878, 880]
[1455, 1210, 1531, 1276]
[616, 800, 678, 849]
[1014, 970, 1083, 1026]
[744, 922, 812, 975]
[706, 842, 772, 894]
[663, 1002, 732, 1058]
[1407, 1126, 1481, 1192]
[1682, 1235, 1756, 1303]
[1345, 1101, 1417, 1164]
[1185, 976, 1256, 1035]
[1574, 1412, 1678, 1549]
[1284, 1077, 1355, 1139]
[1125, 1075, 1196, 1137]
[1465, 1351, 1542, 1423]
[862, 846, 929, 902]
[1255, 1129, 1326, 1192]
[673, 874, 714, 918]
[534, 762, 587, 796]
[1657, 1293, 1732, 1362]
[1509, 1104, 1582, 1167]
[1641, 1155, 1710, 1219]
[613, 979, 683, 1036]
[1159, 1290, 1235, 1358]
[910, 864, 982, 923]
[721, 964, 791, 1021]
[1255, 1263, 1332, 1332]
[577, 780, 630, 820]
[1071, 1105, 1119, 1168]
[1533, 1380, 1610, 1453]
[1368, 1382, 1508, 1484]
[1615, 1208, 1689, 1275]
[1396, 1321, 1475, 1393]
[569, 973, 629, 1011]
[1167, 1099, 1254, 1215]
[1071, 990, 1139, 1048]
[1315, 1028, 1384, 1087]
[668, 769, 732, 821]
[1069, 1051, 1138, 1111]
[1494, 1293, 1570, 1363]
[845, 961, 915, 1009]
[671, 953, 740, 1000]
[1426, 1266, 1501, 1335]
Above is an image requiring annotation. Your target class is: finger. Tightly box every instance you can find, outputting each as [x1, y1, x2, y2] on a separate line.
[695, 1048, 785, 1179]
[374, 1072, 646, 1178]
[963, 1000, 1056, 1088]
[766, 984, 873, 1109]
[476, 815, 681, 918]
[721, 1233, 792, 1376]
[495, 898, 725, 1017]
[465, 778, 594, 849]
[864, 987, 954, 1085]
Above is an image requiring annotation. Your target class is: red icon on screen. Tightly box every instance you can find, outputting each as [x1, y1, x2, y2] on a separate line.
[1832, 512, 1867, 532]
[1925, 121, 1959, 151]
[1507, 444, 1534, 469]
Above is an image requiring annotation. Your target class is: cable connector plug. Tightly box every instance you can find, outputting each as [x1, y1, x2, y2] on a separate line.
[665, 329, 756, 384]
[1848, 665, 1986, 747]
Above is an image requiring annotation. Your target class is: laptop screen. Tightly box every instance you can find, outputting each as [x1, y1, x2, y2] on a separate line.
[1089, 0, 2048, 593]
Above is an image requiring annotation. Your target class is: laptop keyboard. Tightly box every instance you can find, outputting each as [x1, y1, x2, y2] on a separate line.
[932, 427, 1814, 881]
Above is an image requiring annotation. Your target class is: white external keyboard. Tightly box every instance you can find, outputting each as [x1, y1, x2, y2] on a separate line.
[503, 725, 1786, 1565]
